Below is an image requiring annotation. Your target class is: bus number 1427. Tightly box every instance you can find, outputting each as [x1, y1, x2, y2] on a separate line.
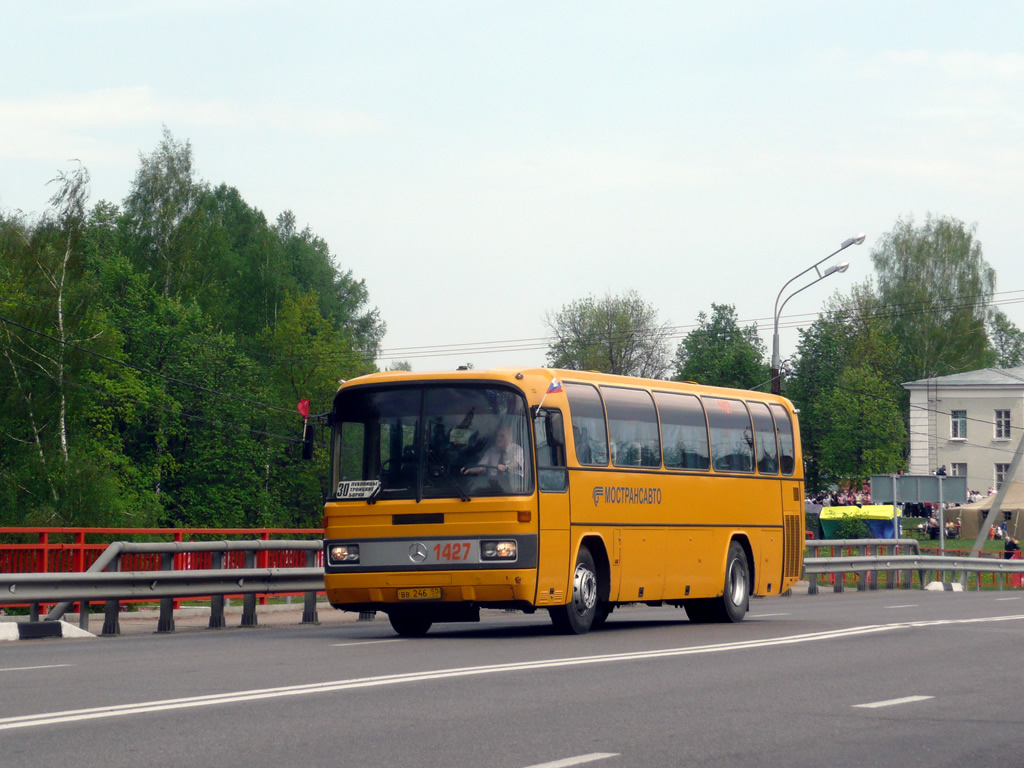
[434, 542, 471, 562]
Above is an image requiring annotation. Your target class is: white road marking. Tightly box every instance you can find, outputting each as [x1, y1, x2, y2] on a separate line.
[752, 613, 789, 618]
[330, 639, 404, 647]
[2, 614, 1022, 731]
[995, 597, 1021, 601]
[522, 753, 618, 768]
[0, 664, 73, 673]
[854, 695, 934, 709]
[885, 605, 918, 609]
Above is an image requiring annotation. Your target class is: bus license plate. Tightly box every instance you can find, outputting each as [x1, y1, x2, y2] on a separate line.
[397, 587, 442, 601]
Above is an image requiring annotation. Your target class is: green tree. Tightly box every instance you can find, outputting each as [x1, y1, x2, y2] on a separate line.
[871, 214, 996, 381]
[791, 288, 902, 493]
[988, 310, 1024, 368]
[673, 303, 767, 389]
[544, 290, 671, 378]
[816, 364, 906, 487]
[122, 127, 208, 299]
[255, 293, 370, 525]
[1, 132, 387, 528]
[0, 166, 131, 525]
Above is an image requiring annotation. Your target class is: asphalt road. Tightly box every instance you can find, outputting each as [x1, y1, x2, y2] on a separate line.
[2, 591, 1023, 768]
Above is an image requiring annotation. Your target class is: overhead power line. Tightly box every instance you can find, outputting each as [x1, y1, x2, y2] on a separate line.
[3, 288, 1024, 368]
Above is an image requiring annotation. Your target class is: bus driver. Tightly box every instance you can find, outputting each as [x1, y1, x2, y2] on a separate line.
[461, 425, 524, 479]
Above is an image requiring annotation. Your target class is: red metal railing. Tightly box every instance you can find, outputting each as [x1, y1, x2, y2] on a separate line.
[0, 527, 324, 611]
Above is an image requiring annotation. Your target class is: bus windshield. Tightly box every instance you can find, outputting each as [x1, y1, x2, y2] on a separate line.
[331, 383, 534, 501]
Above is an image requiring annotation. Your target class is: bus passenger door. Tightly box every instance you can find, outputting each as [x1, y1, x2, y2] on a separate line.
[533, 409, 571, 607]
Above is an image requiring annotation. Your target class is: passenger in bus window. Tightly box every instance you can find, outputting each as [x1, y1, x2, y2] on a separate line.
[461, 425, 524, 478]
[573, 426, 593, 464]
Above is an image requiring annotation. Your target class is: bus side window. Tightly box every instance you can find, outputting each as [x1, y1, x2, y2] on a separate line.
[565, 382, 609, 466]
[705, 397, 754, 473]
[770, 404, 797, 476]
[603, 386, 661, 468]
[654, 391, 710, 471]
[534, 408, 568, 492]
[748, 401, 779, 475]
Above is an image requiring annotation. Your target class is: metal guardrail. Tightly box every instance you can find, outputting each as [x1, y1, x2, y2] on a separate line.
[0, 539, 324, 635]
[806, 538, 922, 554]
[804, 539, 1024, 593]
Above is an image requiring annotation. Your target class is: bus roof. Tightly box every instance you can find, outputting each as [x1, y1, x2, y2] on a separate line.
[338, 367, 797, 412]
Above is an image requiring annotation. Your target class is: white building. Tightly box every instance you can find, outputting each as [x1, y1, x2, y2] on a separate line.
[904, 366, 1024, 496]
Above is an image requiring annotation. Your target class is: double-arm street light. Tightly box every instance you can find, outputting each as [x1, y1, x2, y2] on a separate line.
[770, 233, 865, 395]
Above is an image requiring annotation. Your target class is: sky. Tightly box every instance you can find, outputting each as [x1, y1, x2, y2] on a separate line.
[4, 1, 1024, 375]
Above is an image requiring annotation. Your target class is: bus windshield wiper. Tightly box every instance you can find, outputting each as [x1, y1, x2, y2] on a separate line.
[428, 448, 472, 502]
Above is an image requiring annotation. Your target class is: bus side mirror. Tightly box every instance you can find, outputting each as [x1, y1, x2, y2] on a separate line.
[302, 424, 315, 460]
[547, 411, 565, 449]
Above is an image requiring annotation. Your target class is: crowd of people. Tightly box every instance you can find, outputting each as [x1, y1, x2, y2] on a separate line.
[806, 483, 1020, 556]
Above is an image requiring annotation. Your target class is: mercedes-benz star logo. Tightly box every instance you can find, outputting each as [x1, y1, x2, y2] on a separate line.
[409, 542, 428, 563]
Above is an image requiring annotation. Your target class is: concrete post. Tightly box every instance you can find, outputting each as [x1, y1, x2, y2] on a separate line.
[102, 551, 121, 636]
[302, 549, 319, 624]
[209, 551, 226, 629]
[158, 552, 175, 632]
[241, 551, 258, 627]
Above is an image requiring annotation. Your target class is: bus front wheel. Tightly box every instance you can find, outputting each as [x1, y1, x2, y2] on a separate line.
[549, 546, 599, 634]
[388, 610, 433, 637]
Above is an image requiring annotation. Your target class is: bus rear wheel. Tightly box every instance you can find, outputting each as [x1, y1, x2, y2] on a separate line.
[592, 602, 614, 629]
[684, 541, 750, 624]
[388, 610, 433, 637]
[549, 545, 599, 634]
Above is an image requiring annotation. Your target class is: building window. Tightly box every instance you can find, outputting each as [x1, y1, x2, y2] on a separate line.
[951, 410, 967, 440]
[995, 410, 1011, 440]
[995, 463, 1010, 490]
[950, 463, 967, 478]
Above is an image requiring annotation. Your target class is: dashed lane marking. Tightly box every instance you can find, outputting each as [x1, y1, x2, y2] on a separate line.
[522, 753, 619, 768]
[853, 695, 934, 709]
[330, 639, 404, 647]
[0, 664, 73, 673]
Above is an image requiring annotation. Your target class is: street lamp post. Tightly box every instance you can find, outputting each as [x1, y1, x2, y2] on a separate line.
[770, 234, 865, 395]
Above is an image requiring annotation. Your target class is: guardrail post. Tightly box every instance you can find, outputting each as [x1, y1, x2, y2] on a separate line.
[867, 544, 879, 590]
[857, 544, 868, 591]
[29, 602, 40, 621]
[158, 552, 175, 632]
[302, 549, 319, 623]
[881, 544, 894, 589]
[241, 551, 258, 627]
[209, 551, 226, 629]
[806, 569, 818, 595]
[102, 549, 121, 636]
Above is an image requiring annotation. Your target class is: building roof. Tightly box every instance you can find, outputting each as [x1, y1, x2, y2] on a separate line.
[903, 366, 1024, 389]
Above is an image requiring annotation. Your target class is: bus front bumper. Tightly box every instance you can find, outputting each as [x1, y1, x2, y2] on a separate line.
[324, 568, 538, 608]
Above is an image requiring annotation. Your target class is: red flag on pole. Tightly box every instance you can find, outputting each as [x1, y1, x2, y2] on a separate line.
[297, 399, 310, 419]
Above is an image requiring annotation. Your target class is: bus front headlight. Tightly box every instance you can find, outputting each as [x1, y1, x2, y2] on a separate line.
[480, 540, 517, 560]
[329, 544, 360, 564]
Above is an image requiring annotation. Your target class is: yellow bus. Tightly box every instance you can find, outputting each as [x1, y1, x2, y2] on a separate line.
[320, 367, 804, 636]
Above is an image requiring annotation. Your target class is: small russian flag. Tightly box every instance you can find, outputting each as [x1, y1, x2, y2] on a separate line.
[546, 378, 563, 394]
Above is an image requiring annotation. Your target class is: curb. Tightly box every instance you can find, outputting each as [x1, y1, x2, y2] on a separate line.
[0, 620, 96, 642]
